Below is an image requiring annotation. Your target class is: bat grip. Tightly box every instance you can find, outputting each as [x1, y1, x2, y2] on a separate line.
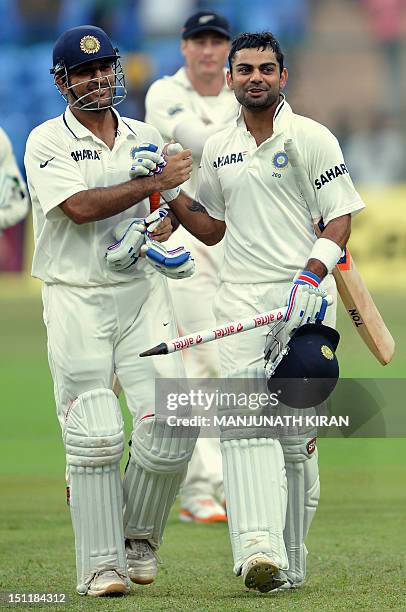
[149, 191, 161, 212]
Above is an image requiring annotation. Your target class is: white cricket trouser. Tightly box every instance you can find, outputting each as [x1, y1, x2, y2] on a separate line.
[213, 276, 337, 575]
[167, 227, 224, 501]
[42, 274, 186, 428]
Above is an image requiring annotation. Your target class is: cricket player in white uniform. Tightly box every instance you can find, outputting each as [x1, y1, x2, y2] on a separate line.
[145, 12, 239, 523]
[132, 32, 365, 593]
[0, 127, 29, 231]
[24, 25, 197, 597]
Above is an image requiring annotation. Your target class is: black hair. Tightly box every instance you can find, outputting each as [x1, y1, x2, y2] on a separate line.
[228, 32, 284, 74]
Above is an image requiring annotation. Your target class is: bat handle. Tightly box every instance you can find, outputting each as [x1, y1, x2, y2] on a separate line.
[149, 191, 161, 212]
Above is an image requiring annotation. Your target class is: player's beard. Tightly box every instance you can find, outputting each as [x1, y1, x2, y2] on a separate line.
[235, 86, 279, 112]
[70, 77, 114, 111]
[83, 85, 113, 110]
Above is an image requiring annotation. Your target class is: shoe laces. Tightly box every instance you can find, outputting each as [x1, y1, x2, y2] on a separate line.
[85, 567, 127, 586]
[126, 539, 162, 563]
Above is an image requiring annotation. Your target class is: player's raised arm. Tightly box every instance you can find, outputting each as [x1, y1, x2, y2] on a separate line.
[128, 150, 225, 245]
[60, 148, 193, 224]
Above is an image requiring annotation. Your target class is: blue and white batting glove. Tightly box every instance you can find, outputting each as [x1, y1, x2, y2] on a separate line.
[143, 207, 169, 235]
[129, 143, 166, 179]
[141, 237, 195, 279]
[112, 208, 169, 241]
[105, 219, 145, 271]
[284, 271, 328, 336]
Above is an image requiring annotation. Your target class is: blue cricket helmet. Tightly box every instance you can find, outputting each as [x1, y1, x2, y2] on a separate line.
[50, 25, 126, 110]
[51, 25, 119, 74]
[266, 324, 340, 409]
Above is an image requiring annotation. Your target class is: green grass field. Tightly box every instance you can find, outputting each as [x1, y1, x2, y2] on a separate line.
[1, 289, 405, 610]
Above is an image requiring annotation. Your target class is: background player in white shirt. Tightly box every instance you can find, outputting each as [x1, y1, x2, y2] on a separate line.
[0, 127, 29, 231]
[24, 25, 196, 597]
[133, 32, 365, 593]
[145, 11, 239, 524]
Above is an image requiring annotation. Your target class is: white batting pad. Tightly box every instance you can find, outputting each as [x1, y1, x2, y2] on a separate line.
[64, 388, 126, 594]
[280, 439, 320, 585]
[221, 437, 288, 575]
[123, 415, 197, 548]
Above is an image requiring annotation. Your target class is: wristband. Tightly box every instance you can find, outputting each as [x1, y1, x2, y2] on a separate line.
[309, 237, 343, 274]
[161, 187, 180, 203]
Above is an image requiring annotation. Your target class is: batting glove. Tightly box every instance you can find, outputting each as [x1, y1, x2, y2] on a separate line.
[143, 207, 169, 235]
[156, 142, 183, 203]
[129, 143, 166, 179]
[284, 271, 328, 336]
[105, 219, 145, 271]
[141, 237, 195, 279]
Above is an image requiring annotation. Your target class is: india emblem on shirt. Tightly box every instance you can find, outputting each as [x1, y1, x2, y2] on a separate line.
[273, 151, 289, 169]
[80, 35, 101, 54]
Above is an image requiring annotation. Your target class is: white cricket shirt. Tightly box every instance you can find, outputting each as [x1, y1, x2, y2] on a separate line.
[196, 97, 365, 284]
[145, 67, 239, 198]
[25, 107, 163, 286]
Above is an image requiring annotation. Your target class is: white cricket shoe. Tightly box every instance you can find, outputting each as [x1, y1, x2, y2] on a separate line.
[179, 496, 227, 523]
[86, 569, 130, 597]
[242, 553, 287, 593]
[126, 539, 157, 585]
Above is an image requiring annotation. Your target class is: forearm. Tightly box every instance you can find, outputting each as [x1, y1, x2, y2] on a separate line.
[61, 176, 159, 224]
[168, 191, 225, 245]
[306, 214, 351, 279]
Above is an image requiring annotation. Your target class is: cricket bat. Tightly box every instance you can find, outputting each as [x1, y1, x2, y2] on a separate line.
[284, 139, 395, 365]
[112, 191, 162, 397]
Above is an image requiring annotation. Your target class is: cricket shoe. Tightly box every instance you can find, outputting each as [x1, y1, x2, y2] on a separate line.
[179, 496, 227, 523]
[86, 569, 130, 597]
[242, 553, 287, 593]
[126, 538, 158, 585]
[275, 570, 303, 591]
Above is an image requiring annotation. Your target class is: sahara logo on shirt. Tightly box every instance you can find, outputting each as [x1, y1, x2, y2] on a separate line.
[213, 151, 247, 168]
[71, 149, 102, 162]
[315, 163, 348, 190]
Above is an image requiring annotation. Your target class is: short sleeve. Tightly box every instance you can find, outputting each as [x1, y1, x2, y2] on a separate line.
[195, 140, 225, 221]
[24, 126, 88, 219]
[145, 79, 201, 140]
[305, 125, 365, 225]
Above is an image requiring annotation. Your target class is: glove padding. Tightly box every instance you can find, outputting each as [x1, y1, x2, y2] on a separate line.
[128, 142, 183, 203]
[141, 237, 195, 279]
[105, 208, 170, 272]
[284, 271, 328, 336]
[105, 219, 145, 271]
[129, 143, 166, 179]
[112, 208, 169, 241]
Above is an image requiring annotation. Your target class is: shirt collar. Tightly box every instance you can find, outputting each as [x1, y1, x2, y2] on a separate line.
[63, 106, 137, 141]
[236, 93, 292, 134]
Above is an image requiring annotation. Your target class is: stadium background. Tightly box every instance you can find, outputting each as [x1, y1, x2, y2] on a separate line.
[1, 0, 405, 609]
